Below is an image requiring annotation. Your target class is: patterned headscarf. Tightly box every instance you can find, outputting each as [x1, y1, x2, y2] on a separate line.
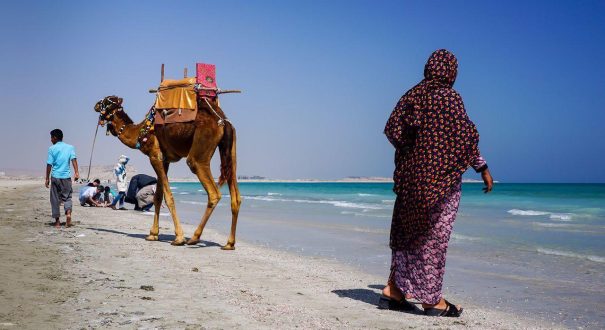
[384, 49, 480, 248]
[424, 49, 458, 86]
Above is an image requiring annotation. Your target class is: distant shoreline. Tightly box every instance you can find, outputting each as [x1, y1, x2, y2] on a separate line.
[0, 176, 491, 184]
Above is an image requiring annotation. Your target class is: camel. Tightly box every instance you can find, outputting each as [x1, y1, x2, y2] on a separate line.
[94, 95, 241, 249]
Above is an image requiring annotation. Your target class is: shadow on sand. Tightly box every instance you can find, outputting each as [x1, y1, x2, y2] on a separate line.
[332, 285, 384, 306]
[86, 227, 223, 248]
[332, 284, 422, 315]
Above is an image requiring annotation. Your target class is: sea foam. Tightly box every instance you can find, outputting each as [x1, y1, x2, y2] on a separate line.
[508, 209, 549, 216]
[243, 195, 386, 210]
[451, 233, 482, 241]
[340, 211, 390, 218]
[180, 200, 204, 205]
[549, 213, 573, 221]
[508, 209, 574, 221]
[536, 247, 605, 263]
[532, 222, 574, 228]
[142, 212, 170, 216]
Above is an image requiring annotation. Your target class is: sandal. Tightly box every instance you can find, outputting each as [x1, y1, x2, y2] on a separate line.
[423, 299, 463, 317]
[378, 295, 420, 313]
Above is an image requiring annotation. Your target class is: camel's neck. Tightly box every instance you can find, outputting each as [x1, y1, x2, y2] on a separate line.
[111, 110, 144, 149]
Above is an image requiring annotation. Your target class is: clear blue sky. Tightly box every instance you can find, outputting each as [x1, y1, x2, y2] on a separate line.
[1, 1, 603, 182]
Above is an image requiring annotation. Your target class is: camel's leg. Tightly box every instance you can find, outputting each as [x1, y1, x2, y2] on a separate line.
[222, 175, 242, 250]
[186, 161, 221, 245]
[145, 163, 167, 241]
[150, 158, 186, 246]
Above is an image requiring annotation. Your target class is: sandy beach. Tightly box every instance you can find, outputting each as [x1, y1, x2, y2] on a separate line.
[0, 179, 563, 329]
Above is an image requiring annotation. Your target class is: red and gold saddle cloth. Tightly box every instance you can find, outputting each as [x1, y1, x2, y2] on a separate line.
[154, 63, 217, 125]
[154, 77, 197, 124]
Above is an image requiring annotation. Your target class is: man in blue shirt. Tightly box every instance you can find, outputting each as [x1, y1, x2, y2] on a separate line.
[45, 129, 80, 228]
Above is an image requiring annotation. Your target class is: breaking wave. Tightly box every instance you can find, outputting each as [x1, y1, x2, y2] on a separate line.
[508, 209, 574, 221]
[508, 209, 549, 216]
[243, 195, 386, 210]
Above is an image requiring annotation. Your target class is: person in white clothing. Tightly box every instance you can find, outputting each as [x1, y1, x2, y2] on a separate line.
[79, 185, 104, 207]
[110, 155, 129, 210]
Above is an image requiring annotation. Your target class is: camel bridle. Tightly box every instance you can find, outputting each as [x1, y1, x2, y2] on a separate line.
[97, 96, 126, 136]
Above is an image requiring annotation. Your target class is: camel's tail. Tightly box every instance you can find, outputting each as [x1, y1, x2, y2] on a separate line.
[218, 121, 237, 187]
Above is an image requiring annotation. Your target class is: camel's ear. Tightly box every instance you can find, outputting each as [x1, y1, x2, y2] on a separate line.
[117, 97, 123, 105]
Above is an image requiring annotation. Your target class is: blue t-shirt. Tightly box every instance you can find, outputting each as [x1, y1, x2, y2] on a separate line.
[47, 141, 76, 179]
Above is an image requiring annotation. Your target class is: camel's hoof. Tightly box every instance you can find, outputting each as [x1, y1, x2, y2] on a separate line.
[221, 243, 235, 250]
[186, 238, 200, 245]
[171, 238, 186, 246]
[145, 235, 159, 241]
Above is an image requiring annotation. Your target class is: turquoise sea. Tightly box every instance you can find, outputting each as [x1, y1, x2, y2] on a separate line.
[162, 182, 604, 328]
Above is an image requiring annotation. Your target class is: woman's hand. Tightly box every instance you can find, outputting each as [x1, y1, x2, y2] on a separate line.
[481, 168, 493, 193]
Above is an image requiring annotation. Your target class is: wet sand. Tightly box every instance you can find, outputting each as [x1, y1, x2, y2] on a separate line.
[0, 179, 561, 329]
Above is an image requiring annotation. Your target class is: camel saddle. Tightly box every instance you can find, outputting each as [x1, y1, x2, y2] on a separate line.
[154, 77, 198, 124]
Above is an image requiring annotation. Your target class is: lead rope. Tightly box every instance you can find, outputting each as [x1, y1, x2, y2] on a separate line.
[203, 97, 231, 126]
[86, 123, 100, 182]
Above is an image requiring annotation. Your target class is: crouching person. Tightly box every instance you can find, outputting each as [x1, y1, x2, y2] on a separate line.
[80, 185, 104, 207]
[136, 184, 156, 212]
[102, 186, 114, 206]
[125, 174, 158, 211]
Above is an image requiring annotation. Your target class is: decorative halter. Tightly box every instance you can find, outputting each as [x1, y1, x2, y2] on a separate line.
[95, 96, 157, 149]
[97, 96, 123, 127]
[96, 96, 129, 137]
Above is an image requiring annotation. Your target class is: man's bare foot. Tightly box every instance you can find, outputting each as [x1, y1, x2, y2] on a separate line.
[53, 220, 61, 229]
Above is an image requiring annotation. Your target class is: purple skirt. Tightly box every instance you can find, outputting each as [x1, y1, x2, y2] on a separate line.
[389, 181, 461, 305]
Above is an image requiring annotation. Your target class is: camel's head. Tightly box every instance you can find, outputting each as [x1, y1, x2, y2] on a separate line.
[95, 95, 123, 136]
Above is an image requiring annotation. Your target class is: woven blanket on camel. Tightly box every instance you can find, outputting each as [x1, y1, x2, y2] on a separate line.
[154, 77, 198, 111]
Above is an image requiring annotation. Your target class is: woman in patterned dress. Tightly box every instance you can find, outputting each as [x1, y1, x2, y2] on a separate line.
[382, 49, 493, 317]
